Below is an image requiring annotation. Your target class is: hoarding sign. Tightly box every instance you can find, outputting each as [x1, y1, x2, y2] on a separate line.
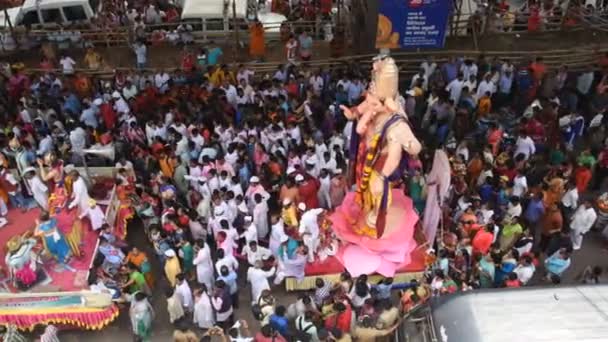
[376, 0, 450, 49]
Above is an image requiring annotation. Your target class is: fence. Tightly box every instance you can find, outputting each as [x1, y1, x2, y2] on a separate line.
[0, 18, 340, 52]
[20, 45, 608, 78]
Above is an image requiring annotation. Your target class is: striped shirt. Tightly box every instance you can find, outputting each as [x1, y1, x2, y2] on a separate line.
[2, 325, 27, 342]
[40, 325, 60, 342]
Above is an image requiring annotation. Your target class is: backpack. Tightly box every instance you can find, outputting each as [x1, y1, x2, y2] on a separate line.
[290, 317, 314, 342]
[251, 296, 270, 321]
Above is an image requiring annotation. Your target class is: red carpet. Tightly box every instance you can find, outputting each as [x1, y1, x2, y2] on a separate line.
[304, 246, 427, 276]
[0, 208, 98, 292]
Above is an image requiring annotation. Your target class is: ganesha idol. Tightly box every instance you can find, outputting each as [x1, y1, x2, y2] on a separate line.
[330, 55, 422, 277]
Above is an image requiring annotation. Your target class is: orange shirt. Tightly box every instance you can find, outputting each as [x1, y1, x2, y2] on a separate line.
[477, 96, 491, 117]
[159, 157, 174, 178]
[249, 24, 266, 57]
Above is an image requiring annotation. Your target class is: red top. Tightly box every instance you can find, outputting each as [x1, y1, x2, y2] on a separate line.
[505, 279, 521, 288]
[574, 167, 592, 193]
[298, 179, 320, 209]
[100, 103, 117, 130]
[472, 230, 493, 255]
[324, 305, 352, 333]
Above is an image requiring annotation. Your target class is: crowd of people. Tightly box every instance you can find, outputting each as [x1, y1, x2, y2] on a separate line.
[1, 15, 608, 340]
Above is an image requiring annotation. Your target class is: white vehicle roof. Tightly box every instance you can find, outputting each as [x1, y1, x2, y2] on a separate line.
[181, 0, 248, 20]
[0, 0, 93, 27]
[432, 285, 608, 342]
[21, 0, 91, 9]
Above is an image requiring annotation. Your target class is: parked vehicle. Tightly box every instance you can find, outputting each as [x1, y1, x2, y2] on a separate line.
[180, 0, 286, 34]
[0, 0, 101, 28]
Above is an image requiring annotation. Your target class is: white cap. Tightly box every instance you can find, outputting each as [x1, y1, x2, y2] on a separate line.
[282, 198, 291, 206]
[111, 91, 121, 99]
[295, 174, 304, 182]
[164, 249, 176, 257]
[244, 215, 253, 222]
[406, 90, 416, 96]
[197, 176, 207, 183]
[93, 98, 103, 106]
[298, 202, 306, 211]
[214, 207, 224, 216]
[250, 176, 260, 183]
[334, 168, 343, 174]
[286, 166, 296, 175]
[305, 159, 316, 166]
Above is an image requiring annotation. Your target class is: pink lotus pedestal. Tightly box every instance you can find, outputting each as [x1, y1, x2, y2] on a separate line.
[329, 189, 418, 277]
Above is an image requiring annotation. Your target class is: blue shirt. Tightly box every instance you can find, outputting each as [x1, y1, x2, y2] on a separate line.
[524, 199, 545, 223]
[442, 63, 458, 83]
[218, 272, 237, 294]
[436, 123, 449, 145]
[516, 69, 532, 92]
[269, 315, 289, 336]
[374, 283, 392, 300]
[479, 183, 494, 204]
[499, 74, 513, 94]
[207, 47, 223, 66]
[348, 83, 363, 103]
[63, 93, 81, 115]
[80, 107, 98, 128]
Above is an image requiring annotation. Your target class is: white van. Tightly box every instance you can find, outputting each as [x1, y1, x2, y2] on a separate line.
[180, 0, 286, 34]
[0, 0, 101, 28]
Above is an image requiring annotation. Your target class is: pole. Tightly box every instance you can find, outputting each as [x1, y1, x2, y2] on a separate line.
[468, 0, 479, 50]
[337, 0, 342, 25]
[4, 8, 19, 49]
[232, 0, 240, 62]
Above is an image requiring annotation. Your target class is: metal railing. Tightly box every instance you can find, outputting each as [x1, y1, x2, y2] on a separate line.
[18, 45, 608, 83]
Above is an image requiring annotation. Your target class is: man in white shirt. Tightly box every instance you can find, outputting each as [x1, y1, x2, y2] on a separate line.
[241, 241, 272, 266]
[79, 199, 106, 231]
[512, 171, 528, 198]
[122, 80, 138, 100]
[561, 183, 578, 219]
[299, 208, 325, 262]
[514, 255, 535, 285]
[69, 125, 87, 152]
[445, 74, 465, 104]
[309, 73, 324, 96]
[247, 262, 275, 304]
[59, 55, 76, 75]
[37, 132, 54, 156]
[175, 273, 194, 313]
[214, 248, 239, 274]
[240, 216, 258, 244]
[476, 73, 496, 100]
[514, 132, 536, 160]
[420, 57, 437, 79]
[237, 65, 254, 85]
[155, 70, 170, 94]
[112, 91, 130, 114]
[410, 69, 428, 91]
[191, 129, 205, 150]
[68, 170, 91, 214]
[570, 201, 597, 250]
